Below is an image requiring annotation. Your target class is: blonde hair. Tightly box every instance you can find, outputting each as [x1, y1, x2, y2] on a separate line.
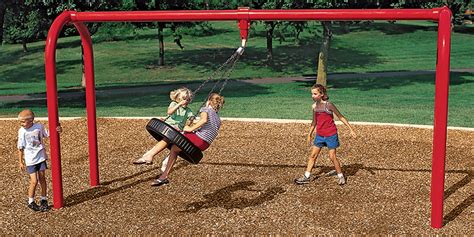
[207, 93, 225, 112]
[18, 109, 35, 120]
[170, 87, 193, 103]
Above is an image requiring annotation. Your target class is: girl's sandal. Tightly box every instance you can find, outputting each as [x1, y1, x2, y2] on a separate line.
[151, 178, 169, 186]
[133, 158, 153, 165]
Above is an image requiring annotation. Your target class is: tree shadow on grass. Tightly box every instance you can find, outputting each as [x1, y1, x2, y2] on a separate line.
[453, 25, 474, 34]
[359, 22, 438, 35]
[297, 72, 474, 91]
[0, 39, 83, 66]
[1, 80, 272, 111]
[0, 26, 232, 67]
[92, 27, 232, 44]
[0, 59, 82, 84]
[112, 37, 381, 76]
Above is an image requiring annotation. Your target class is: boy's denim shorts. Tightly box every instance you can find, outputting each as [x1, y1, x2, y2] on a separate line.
[314, 133, 340, 149]
[26, 161, 47, 174]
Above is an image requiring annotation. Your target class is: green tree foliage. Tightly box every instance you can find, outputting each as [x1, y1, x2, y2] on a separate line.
[0, 0, 7, 43]
[1, 0, 122, 49]
[4, 0, 49, 52]
[390, 0, 470, 25]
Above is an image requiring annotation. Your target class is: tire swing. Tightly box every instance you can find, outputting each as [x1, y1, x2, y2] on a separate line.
[145, 46, 244, 164]
[146, 118, 203, 164]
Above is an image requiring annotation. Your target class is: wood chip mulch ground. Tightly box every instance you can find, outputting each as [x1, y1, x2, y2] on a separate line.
[0, 118, 472, 235]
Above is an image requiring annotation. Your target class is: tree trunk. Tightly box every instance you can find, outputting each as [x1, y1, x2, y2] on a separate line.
[316, 21, 332, 86]
[135, 0, 148, 10]
[155, 0, 164, 66]
[22, 39, 28, 52]
[265, 22, 274, 65]
[158, 23, 164, 66]
[0, 1, 5, 44]
[339, 21, 349, 34]
[81, 73, 86, 88]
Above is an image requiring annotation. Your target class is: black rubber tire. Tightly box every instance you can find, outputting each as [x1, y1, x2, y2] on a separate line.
[145, 118, 203, 164]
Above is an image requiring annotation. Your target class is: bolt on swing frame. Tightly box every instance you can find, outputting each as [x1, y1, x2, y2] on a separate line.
[45, 7, 452, 228]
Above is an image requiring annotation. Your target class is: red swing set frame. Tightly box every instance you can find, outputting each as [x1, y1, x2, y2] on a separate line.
[45, 7, 452, 228]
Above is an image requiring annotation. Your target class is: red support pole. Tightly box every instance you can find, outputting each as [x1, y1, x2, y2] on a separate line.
[74, 22, 99, 187]
[430, 6, 452, 229]
[45, 11, 73, 209]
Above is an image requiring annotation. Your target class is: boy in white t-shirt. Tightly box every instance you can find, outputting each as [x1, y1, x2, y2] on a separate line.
[17, 109, 60, 212]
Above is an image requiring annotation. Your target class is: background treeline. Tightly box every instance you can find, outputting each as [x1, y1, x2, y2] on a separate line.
[0, 0, 471, 51]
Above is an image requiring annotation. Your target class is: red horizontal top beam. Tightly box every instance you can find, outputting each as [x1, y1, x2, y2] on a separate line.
[70, 8, 444, 22]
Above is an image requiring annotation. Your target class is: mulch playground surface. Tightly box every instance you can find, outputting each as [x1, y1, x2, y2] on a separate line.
[0, 118, 472, 235]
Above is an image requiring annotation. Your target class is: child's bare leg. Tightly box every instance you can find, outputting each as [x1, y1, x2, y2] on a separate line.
[158, 146, 181, 180]
[28, 173, 38, 200]
[329, 149, 346, 185]
[295, 146, 322, 184]
[38, 170, 47, 197]
[328, 149, 342, 174]
[305, 146, 321, 174]
[142, 140, 169, 161]
[160, 154, 170, 172]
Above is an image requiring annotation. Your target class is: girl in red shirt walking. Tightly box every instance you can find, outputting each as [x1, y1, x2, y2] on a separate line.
[295, 84, 357, 185]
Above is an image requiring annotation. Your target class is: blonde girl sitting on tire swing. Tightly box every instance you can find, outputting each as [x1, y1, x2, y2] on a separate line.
[133, 87, 194, 173]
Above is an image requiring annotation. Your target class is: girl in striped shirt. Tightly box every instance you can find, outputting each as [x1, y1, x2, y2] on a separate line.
[151, 93, 225, 186]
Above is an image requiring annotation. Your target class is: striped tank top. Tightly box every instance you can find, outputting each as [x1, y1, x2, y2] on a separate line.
[195, 106, 221, 144]
[314, 101, 338, 137]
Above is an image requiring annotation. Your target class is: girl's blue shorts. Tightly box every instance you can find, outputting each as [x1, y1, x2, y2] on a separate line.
[314, 133, 340, 149]
[26, 161, 47, 174]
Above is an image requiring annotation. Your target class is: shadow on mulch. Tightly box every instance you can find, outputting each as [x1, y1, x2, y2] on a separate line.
[64, 161, 191, 207]
[201, 161, 473, 226]
[181, 181, 286, 213]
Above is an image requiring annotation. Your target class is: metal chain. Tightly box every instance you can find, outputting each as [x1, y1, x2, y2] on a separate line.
[218, 52, 241, 95]
[197, 50, 242, 111]
[204, 54, 239, 100]
[164, 48, 243, 122]
[191, 51, 240, 100]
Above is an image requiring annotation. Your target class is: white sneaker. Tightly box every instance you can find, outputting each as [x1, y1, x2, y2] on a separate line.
[294, 175, 311, 185]
[337, 175, 346, 185]
[161, 155, 169, 172]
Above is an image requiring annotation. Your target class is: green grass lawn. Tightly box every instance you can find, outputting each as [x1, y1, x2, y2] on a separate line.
[0, 21, 473, 127]
[1, 21, 473, 95]
[1, 72, 472, 127]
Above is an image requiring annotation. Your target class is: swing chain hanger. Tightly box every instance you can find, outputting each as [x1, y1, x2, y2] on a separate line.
[191, 17, 249, 98]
